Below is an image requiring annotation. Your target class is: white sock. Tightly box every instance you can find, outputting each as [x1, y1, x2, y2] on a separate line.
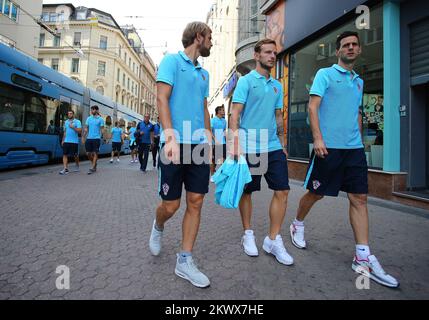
[294, 219, 304, 227]
[356, 245, 371, 260]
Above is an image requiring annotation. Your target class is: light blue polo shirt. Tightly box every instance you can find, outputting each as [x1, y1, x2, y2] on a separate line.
[111, 127, 123, 143]
[157, 51, 209, 144]
[211, 116, 226, 144]
[64, 119, 82, 144]
[232, 70, 283, 154]
[310, 64, 364, 149]
[85, 115, 104, 139]
[129, 127, 136, 143]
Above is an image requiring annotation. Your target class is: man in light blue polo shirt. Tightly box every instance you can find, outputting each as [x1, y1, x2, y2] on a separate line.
[148, 21, 213, 288]
[110, 121, 124, 163]
[59, 110, 82, 175]
[290, 31, 399, 288]
[82, 105, 104, 174]
[210, 105, 227, 174]
[230, 39, 293, 266]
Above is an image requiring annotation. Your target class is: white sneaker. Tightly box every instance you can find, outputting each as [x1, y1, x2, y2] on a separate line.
[175, 254, 210, 288]
[352, 255, 399, 288]
[290, 222, 306, 249]
[117, 158, 120, 163]
[110, 159, 113, 163]
[241, 230, 259, 257]
[149, 220, 163, 256]
[262, 235, 294, 266]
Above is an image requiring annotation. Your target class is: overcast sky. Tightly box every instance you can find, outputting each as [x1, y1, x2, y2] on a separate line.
[42, 0, 215, 65]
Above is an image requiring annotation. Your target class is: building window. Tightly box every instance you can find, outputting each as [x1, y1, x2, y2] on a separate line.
[100, 36, 107, 50]
[118, 44, 122, 57]
[127, 78, 130, 90]
[1, 0, 19, 22]
[288, 5, 383, 168]
[37, 58, 43, 64]
[117, 68, 120, 82]
[97, 61, 106, 76]
[124, 52, 127, 62]
[53, 33, 61, 47]
[123, 74, 126, 86]
[71, 58, 79, 73]
[73, 32, 81, 46]
[49, 12, 57, 22]
[39, 34, 45, 47]
[41, 12, 49, 22]
[129, 58, 131, 68]
[76, 9, 86, 20]
[51, 58, 59, 71]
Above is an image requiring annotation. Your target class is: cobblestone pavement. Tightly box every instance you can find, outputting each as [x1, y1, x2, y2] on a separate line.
[0, 156, 428, 300]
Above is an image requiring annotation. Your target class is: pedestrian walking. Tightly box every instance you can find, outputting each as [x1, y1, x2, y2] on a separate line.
[290, 31, 399, 288]
[59, 110, 82, 174]
[149, 21, 213, 288]
[136, 114, 154, 172]
[210, 105, 227, 175]
[110, 121, 124, 163]
[152, 117, 161, 168]
[82, 105, 104, 175]
[128, 121, 138, 163]
[229, 39, 293, 265]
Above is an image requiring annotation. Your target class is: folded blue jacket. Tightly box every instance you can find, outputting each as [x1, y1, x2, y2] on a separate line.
[210, 155, 252, 209]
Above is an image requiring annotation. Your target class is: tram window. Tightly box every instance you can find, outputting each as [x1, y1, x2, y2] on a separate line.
[71, 99, 83, 122]
[103, 115, 112, 139]
[0, 83, 25, 132]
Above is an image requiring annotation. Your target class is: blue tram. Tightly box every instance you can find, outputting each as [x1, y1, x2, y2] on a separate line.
[0, 43, 143, 169]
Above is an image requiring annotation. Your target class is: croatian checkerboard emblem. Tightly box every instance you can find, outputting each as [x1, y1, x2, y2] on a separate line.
[313, 180, 321, 190]
[162, 183, 170, 196]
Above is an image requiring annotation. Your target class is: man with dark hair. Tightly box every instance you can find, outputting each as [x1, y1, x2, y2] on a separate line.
[136, 114, 154, 172]
[110, 121, 124, 163]
[59, 110, 82, 175]
[210, 105, 227, 175]
[230, 38, 293, 265]
[290, 31, 399, 288]
[82, 105, 104, 175]
[149, 21, 213, 288]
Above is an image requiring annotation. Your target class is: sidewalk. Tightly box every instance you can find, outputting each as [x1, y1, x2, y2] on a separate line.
[0, 157, 428, 299]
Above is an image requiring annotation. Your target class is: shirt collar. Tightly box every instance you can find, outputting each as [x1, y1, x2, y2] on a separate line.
[250, 70, 273, 82]
[333, 64, 359, 78]
[179, 51, 201, 69]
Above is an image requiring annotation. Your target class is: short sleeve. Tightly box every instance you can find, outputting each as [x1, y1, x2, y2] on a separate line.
[85, 118, 89, 126]
[275, 85, 284, 110]
[157, 54, 177, 86]
[76, 120, 82, 129]
[310, 69, 330, 97]
[232, 77, 249, 104]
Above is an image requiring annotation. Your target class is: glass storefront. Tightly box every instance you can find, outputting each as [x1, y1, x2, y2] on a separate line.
[288, 5, 384, 169]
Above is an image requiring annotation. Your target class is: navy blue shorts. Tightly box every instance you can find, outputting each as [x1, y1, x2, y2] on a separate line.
[304, 148, 368, 196]
[158, 144, 210, 201]
[85, 139, 101, 153]
[244, 149, 290, 194]
[62, 143, 78, 157]
[213, 144, 227, 164]
[112, 142, 122, 152]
